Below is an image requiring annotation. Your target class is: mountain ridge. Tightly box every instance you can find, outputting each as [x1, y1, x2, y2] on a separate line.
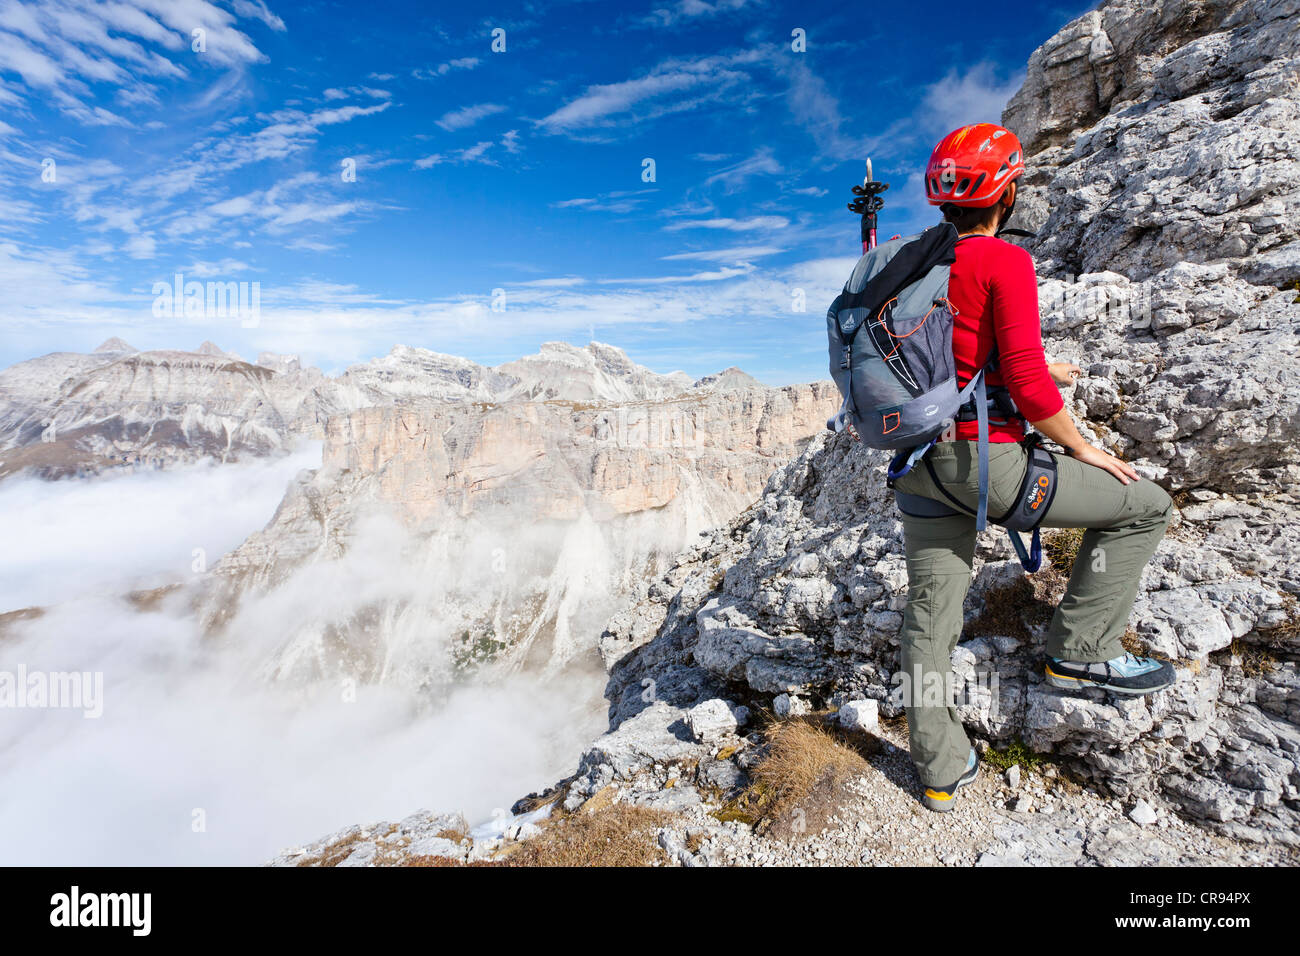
[0, 339, 804, 480]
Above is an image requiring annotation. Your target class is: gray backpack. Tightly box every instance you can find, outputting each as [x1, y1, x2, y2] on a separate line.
[826, 223, 1056, 571]
[825, 223, 974, 452]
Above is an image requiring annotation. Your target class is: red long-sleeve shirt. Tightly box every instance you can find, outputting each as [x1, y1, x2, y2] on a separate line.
[948, 235, 1062, 442]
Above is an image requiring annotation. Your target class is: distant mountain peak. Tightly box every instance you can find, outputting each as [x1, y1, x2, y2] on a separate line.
[695, 367, 764, 390]
[386, 343, 484, 367]
[94, 337, 137, 353]
[195, 341, 226, 356]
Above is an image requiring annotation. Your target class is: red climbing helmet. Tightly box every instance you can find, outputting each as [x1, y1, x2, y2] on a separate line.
[924, 123, 1025, 207]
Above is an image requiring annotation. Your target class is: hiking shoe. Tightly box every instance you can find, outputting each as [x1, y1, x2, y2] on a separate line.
[1045, 653, 1175, 695]
[922, 748, 978, 813]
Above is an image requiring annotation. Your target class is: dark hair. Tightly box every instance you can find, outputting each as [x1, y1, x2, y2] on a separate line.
[939, 200, 1003, 234]
[940, 181, 1018, 234]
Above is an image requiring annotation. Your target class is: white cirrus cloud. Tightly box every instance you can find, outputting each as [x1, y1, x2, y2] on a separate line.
[550, 188, 657, 215]
[415, 131, 518, 169]
[663, 215, 789, 232]
[660, 245, 783, 262]
[920, 62, 1024, 139]
[536, 50, 763, 134]
[435, 102, 506, 132]
[412, 56, 479, 80]
[702, 147, 783, 193]
[0, 0, 285, 125]
[642, 0, 758, 27]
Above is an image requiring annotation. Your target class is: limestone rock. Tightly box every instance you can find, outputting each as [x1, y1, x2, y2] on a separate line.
[1129, 798, 1158, 827]
[838, 699, 879, 733]
[685, 699, 739, 743]
[195, 378, 839, 686]
[773, 693, 811, 718]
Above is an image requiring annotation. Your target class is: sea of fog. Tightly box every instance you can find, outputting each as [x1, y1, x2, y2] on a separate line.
[0, 446, 607, 865]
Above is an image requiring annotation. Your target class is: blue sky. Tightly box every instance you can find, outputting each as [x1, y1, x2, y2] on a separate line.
[0, 0, 1096, 383]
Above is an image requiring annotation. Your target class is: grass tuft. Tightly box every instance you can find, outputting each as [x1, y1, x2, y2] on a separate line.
[1259, 594, 1300, 646]
[1119, 627, 1148, 656]
[965, 529, 1090, 644]
[1042, 528, 1084, 572]
[1227, 638, 1280, 677]
[405, 804, 673, 867]
[715, 716, 873, 839]
[499, 804, 671, 867]
[400, 855, 494, 867]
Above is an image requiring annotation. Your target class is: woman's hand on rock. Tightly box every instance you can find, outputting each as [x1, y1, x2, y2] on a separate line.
[1048, 362, 1081, 386]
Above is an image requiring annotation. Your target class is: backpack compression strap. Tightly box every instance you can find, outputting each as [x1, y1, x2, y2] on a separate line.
[888, 369, 992, 524]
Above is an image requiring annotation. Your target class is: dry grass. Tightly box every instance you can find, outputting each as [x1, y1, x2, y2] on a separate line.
[1258, 594, 1300, 647]
[1041, 528, 1083, 577]
[434, 824, 470, 844]
[965, 529, 1085, 643]
[396, 798, 674, 867]
[1222, 638, 1281, 677]
[1120, 628, 1147, 656]
[965, 577, 1045, 642]
[716, 717, 874, 840]
[400, 856, 494, 867]
[497, 804, 672, 867]
[295, 815, 473, 867]
[297, 829, 374, 868]
[288, 790, 685, 869]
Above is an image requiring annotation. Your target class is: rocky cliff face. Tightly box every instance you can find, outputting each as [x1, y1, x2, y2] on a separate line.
[318, 385, 836, 523]
[0, 339, 774, 480]
[327, 341, 697, 407]
[1005, 0, 1299, 283]
[199, 382, 841, 687]
[589, 0, 1300, 845]
[493, 341, 696, 402]
[0, 340, 333, 479]
[1001, 0, 1300, 496]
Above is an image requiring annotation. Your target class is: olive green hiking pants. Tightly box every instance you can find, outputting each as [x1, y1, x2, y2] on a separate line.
[891, 440, 1173, 787]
